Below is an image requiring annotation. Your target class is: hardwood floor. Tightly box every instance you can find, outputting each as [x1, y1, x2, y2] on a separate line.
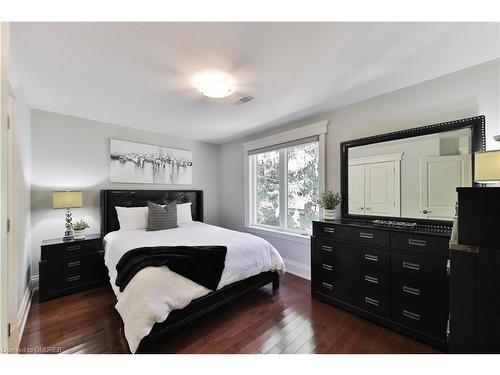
[20, 274, 442, 354]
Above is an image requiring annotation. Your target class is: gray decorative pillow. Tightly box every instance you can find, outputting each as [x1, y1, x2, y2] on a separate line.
[146, 201, 178, 231]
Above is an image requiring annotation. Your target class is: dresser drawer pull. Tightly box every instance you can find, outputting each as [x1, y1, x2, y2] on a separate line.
[321, 245, 333, 252]
[323, 227, 335, 234]
[408, 239, 427, 247]
[403, 309, 421, 321]
[364, 254, 378, 262]
[67, 275, 81, 283]
[364, 275, 379, 284]
[67, 261, 81, 268]
[67, 245, 81, 252]
[402, 261, 420, 271]
[402, 285, 421, 296]
[360, 232, 374, 239]
[321, 282, 333, 290]
[321, 264, 333, 271]
[364, 297, 379, 306]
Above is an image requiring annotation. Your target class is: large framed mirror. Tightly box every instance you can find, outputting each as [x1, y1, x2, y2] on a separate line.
[340, 116, 485, 226]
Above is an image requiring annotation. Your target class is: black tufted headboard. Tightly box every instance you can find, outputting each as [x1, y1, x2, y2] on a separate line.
[100, 189, 204, 236]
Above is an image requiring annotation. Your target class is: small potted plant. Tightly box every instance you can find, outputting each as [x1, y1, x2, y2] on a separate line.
[72, 219, 90, 239]
[318, 190, 341, 221]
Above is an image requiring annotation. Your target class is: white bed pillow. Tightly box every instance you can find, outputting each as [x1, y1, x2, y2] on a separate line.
[177, 202, 193, 224]
[115, 206, 148, 231]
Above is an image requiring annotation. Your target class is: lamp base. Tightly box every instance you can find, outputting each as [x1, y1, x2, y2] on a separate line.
[62, 235, 74, 242]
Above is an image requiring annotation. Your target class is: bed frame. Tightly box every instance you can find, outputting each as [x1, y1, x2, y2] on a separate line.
[100, 189, 280, 353]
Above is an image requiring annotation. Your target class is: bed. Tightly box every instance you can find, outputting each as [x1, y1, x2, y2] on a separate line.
[100, 189, 285, 353]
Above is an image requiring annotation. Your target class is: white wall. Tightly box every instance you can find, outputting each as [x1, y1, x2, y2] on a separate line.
[30, 110, 221, 277]
[218, 59, 500, 279]
[10, 85, 31, 316]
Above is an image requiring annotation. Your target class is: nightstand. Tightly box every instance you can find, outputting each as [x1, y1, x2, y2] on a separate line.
[39, 234, 107, 302]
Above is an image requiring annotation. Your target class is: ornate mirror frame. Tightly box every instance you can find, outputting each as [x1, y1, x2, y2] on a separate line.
[340, 115, 486, 227]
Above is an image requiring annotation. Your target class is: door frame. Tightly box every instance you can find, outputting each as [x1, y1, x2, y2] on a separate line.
[0, 22, 11, 352]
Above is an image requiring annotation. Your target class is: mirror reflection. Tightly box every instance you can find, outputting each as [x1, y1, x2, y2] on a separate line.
[348, 128, 472, 221]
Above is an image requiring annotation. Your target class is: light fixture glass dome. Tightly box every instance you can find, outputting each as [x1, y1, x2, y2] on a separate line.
[193, 71, 235, 99]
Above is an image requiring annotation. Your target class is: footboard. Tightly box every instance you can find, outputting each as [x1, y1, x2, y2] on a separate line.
[136, 271, 280, 352]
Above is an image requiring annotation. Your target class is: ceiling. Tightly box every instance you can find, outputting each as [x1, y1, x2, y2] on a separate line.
[10, 22, 499, 144]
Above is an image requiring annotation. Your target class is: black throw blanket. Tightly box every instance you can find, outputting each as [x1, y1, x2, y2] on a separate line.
[115, 245, 227, 292]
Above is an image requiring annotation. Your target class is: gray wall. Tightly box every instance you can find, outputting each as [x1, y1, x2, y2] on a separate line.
[218, 59, 500, 275]
[30, 110, 221, 276]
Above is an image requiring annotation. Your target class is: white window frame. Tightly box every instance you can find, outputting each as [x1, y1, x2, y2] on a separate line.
[243, 120, 328, 237]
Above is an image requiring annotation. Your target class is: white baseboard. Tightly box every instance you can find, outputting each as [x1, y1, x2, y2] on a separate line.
[30, 275, 39, 290]
[283, 258, 310, 280]
[9, 284, 33, 348]
[17, 285, 33, 345]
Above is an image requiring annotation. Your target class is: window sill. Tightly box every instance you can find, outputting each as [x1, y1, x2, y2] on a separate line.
[245, 225, 311, 245]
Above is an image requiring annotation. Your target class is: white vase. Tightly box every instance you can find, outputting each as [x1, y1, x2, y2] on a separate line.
[73, 229, 86, 239]
[323, 209, 336, 221]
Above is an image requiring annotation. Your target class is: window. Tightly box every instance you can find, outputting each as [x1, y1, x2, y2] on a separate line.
[245, 121, 327, 235]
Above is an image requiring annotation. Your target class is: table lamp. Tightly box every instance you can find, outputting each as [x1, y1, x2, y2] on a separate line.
[53, 191, 83, 241]
[474, 150, 500, 186]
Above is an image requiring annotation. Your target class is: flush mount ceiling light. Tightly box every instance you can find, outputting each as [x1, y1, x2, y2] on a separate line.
[192, 71, 235, 99]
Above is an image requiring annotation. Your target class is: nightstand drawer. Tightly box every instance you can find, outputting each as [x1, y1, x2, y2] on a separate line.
[41, 238, 102, 260]
[41, 252, 104, 294]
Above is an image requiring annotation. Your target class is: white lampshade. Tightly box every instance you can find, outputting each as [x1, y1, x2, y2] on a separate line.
[474, 150, 500, 183]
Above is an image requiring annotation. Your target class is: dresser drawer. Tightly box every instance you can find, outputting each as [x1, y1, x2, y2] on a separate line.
[41, 238, 102, 260]
[313, 222, 390, 247]
[391, 276, 448, 309]
[313, 238, 359, 265]
[391, 232, 449, 258]
[391, 300, 448, 341]
[391, 251, 448, 284]
[41, 252, 104, 293]
[358, 269, 390, 293]
[357, 246, 390, 272]
[355, 289, 390, 318]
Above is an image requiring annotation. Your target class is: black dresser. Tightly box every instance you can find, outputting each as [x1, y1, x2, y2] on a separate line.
[311, 220, 450, 349]
[39, 234, 107, 302]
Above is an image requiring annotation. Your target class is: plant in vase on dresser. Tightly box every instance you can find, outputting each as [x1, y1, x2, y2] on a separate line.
[319, 190, 341, 220]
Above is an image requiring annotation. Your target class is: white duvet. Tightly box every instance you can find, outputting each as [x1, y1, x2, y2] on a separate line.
[103, 221, 285, 353]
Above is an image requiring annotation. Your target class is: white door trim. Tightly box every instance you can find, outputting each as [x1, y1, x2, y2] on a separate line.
[348, 152, 403, 166]
[0, 22, 10, 351]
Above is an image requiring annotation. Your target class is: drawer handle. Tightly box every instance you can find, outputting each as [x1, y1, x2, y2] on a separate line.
[403, 285, 421, 296]
[403, 309, 421, 321]
[364, 296, 379, 306]
[408, 239, 427, 247]
[364, 254, 378, 262]
[402, 261, 420, 271]
[67, 261, 81, 268]
[321, 245, 333, 252]
[323, 227, 335, 234]
[322, 282, 333, 290]
[364, 275, 379, 284]
[360, 232, 374, 239]
[67, 245, 81, 252]
[321, 264, 333, 271]
[67, 275, 81, 283]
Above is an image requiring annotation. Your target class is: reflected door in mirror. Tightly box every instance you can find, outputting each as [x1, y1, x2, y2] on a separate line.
[419, 154, 472, 220]
[348, 156, 401, 217]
